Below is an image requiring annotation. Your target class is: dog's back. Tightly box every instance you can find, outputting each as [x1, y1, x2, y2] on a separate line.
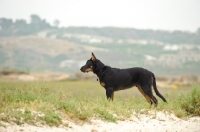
[102, 67, 153, 91]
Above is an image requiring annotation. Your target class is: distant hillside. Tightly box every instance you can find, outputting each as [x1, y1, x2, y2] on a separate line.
[0, 36, 130, 73]
[1, 15, 200, 44]
[0, 15, 200, 75]
[0, 36, 87, 72]
[0, 35, 200, 75]
[60, 27, 200, 44]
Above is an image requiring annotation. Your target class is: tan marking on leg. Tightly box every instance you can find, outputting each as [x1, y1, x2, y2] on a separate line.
[145, 94, 157, 108]
[111, 92, 114, 101]
[137, 86, 151, 103]
[100, 82, 105, 87]
[150, 98, 157, 108]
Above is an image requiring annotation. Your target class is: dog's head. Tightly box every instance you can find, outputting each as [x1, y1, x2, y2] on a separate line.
[80, 52, 105, 73]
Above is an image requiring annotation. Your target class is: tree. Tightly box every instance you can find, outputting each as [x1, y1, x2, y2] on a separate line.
[196, 28, 200, 35]
[53, 19, 60, 27]
[14, 19, 29, 35]
[30, 14, 51, 33]
[0, 18, 13, 30]
[0, 18, 14, 36]
[30, 14, 42, 24]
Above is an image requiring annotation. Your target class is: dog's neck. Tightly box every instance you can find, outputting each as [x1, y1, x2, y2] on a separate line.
[95, 66, 107, 82]
[93, 59, 106, 75]
[94, 66, 107, 75]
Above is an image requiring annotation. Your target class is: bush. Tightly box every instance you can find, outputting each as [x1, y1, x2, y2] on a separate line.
[0, 68, 29, 75]
[40, 111, 62, 126]
[178, 84, 200, 116]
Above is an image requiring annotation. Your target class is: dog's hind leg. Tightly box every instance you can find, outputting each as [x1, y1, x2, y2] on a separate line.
[142, 86, 158, 107]
[148, 95, 158, 107]
[137, 86, 152, 105]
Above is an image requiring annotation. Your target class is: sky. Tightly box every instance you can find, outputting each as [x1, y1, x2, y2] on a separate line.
[0, 0, 200, 32]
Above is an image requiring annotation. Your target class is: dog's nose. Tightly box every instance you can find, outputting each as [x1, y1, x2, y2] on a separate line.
[80, 66, 84, 72]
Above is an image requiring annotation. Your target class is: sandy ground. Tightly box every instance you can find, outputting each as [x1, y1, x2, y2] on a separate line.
[1, 112, 200, 132]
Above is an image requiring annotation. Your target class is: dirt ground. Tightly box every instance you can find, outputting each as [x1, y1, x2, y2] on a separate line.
[1, 111, 200, 132]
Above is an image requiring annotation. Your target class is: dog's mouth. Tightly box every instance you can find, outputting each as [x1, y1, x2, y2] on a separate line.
[84, 68, 93, 73]
[80, 67, 93, 73]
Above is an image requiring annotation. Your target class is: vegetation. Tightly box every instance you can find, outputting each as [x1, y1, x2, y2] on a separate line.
[0, 15, 52, 36]
[0, 81, 199, 126]
[0, 15, 200, 44]
[178, 84, 200, 116]
[0, 68, 29, 75]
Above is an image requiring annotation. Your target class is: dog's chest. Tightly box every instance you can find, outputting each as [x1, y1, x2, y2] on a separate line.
[98, 76, 108, 88]
[100, 81, 105, 87]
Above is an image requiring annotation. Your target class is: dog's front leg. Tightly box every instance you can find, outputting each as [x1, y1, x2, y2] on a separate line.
[106, 87, 114, 101]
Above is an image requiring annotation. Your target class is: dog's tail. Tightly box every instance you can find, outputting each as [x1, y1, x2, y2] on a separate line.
[152, 74, 167, 103]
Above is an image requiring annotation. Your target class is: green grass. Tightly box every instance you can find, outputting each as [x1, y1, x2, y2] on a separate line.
[177, 84, 200, 116]
[0, 81, 199, 126]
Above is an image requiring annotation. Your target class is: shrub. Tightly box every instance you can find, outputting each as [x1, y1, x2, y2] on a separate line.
[0, 68, 29, 75]
[40, 111, 62, 126]
[178, 84, 200, 116]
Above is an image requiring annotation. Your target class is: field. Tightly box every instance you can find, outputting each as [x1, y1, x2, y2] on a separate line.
[0, 80, 200, 129]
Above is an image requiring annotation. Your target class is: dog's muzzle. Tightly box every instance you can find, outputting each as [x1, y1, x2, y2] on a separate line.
[80, 66, 93, 73]
[80, 66, 85, 72]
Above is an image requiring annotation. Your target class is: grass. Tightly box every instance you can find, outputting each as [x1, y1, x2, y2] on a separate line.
[0, 81, 199, 126]
[177, 84, 200, 116]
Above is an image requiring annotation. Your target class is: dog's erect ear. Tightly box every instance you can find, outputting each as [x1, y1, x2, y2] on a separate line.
[91, 52, 96, 61]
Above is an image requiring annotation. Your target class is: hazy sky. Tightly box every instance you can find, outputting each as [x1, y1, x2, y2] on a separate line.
[0, 0, 200, 32]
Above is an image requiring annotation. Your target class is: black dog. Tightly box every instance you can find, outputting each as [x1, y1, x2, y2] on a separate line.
[80, 53, 167, 107]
